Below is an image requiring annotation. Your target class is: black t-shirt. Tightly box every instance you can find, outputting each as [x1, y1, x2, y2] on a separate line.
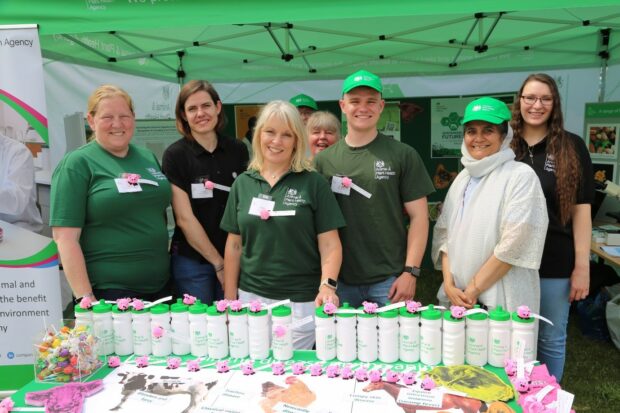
[162, 135, 249, 260]
[517, 131, 594, 278]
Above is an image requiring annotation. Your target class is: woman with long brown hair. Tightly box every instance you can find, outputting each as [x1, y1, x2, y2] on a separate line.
[511, 73, 594, 382]
[162, 80, 249, 305]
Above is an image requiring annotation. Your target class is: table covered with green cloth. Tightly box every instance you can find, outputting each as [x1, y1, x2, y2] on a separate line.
[7, 351, 521, 412]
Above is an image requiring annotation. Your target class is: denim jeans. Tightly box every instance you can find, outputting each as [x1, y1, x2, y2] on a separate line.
[171, 253, 223, 306]
[336, 275, 398, 308]
[537, 277, 571, 382]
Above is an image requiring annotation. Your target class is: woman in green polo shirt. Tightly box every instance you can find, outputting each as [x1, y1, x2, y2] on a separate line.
[50, 85, 172, 303]
[221, 100, 345, 349]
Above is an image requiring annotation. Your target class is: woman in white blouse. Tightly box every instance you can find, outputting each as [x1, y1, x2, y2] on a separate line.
[432, 97, 549, 313]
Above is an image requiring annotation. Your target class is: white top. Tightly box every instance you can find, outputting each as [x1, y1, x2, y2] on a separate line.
[0, 134, 43, 233]
[432, 130, 548, 313]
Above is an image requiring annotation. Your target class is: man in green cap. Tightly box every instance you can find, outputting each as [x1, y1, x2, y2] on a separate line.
[314, 69, 434, 307]
[290, 93, 318, 124]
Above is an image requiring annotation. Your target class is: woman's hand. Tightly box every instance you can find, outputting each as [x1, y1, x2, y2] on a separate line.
[444, 282, 472, 308]
[315, 285, 339, 307]
[569, 264, 589, 302]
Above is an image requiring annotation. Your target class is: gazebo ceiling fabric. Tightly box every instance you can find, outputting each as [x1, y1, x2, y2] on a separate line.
[2, 0, 620, 83]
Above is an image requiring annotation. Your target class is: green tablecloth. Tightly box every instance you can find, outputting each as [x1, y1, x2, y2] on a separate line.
[7, 351, 521, 412]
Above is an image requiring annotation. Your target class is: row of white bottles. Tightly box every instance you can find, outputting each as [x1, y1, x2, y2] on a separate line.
[313, 303, 534, 366]
[78, 300, 285, 360]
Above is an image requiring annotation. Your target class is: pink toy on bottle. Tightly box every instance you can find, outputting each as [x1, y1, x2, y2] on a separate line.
[517, 305, 531, 319]
[0, 398, 14, 413]
[132, 299, 144, 311]
[216, 300, 229, 312]
[116, 298, 131, 311]
[405, 300, 422, 313]
[79, 296, 93, 310]
[229, 300, 243, 312]
[450, 305, 466, 319]
[249, 299, 262, 312]
[323, 302, 337, 315]
[362, 301, 378, 314]
[183, 294, 197, 305]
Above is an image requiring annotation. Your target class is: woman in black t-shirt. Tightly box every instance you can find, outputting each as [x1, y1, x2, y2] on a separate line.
[511, 73, 594, 382]
[162, 80, 249, 305]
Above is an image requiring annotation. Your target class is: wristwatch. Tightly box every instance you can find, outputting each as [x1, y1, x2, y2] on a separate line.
[404, 265, 421, 278]
[319, 278, 338, 290]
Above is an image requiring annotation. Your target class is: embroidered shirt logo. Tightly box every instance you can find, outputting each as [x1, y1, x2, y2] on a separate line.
[544, 154, 556, 173]
[283, 188, 305, 207]
[147, 167, 168, 180]
[374, 159, 395, 180]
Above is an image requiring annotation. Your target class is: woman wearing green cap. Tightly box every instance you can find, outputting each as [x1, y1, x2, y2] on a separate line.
[432, 97, 548, 314]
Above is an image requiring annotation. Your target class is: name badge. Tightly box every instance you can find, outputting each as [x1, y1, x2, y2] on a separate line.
[331, 176, 372, 199]
[249, 197, 275, 216]
[191, 183, 213, 199]
[115, 178, 142, 193]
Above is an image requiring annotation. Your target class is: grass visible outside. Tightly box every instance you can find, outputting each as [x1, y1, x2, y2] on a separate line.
[417, 269, 620, 412]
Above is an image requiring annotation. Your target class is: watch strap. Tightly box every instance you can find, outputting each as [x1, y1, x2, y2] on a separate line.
[404, 266, 421, 278]
[320, 278, 338, 290]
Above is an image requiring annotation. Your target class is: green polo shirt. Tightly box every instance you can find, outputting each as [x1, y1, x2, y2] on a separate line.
[50, 141, 172, 293]
[220, 169, 345, 302]
[314, 133, 434, 285]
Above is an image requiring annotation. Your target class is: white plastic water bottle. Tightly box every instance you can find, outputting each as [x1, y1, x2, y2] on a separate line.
[91, 300, 114, 356]
[170, 299, 190, 356]
[112, 305, 133, 356]
[420, 304, 442, 366]
[150, 304, 172, 357]
[315, 305, 336, 361]
[511, 310, 536, 362]
[357, 306, 378, 363]
[466, 305, 488, 366]
[131, 307, 151, 356]
[188, 300, 208, 357]
[442, 310, 465, 366]
[336, 303, 356, 362]
[228, 307, 249, 358]
[248, 307, 270, 360]
[74, 304, 93, 332]
[378, 307, 399, 363]
[399, 306, 420, 362]
[271, 305, 293, 361]
[206, 304, 229, 359]
[487, 305, 511, 367]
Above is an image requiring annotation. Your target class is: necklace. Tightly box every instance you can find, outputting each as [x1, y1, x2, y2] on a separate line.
[528, 145, 534, 165]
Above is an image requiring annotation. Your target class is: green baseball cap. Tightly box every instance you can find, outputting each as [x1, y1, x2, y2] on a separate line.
[290, 94, 318, 110]
[342, 70, 383, 95]
[462, 97, 511, 125]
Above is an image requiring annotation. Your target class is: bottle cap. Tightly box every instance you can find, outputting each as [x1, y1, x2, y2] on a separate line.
[271, 305, 292, 317]
[207, 305, 226, 316]
[189, 301, 208, 314]
[74, 304, 90, 313]
[467, 304, 488, 321]
[91, 299, 112, 313]
[149, 303, 170, 315]
[228, 307, 248, 316]
[171, 298, 189, 313]
[335, 302, 355, 318]
[443, 310, 465, 322]
[512, 311, 535, 324]
[421, 304, 441, 320]
[489, 305, 510, 321]
[378, 307, 398, 318]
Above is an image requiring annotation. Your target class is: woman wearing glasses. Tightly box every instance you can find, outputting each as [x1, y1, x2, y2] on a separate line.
[511, 74, 594, 382]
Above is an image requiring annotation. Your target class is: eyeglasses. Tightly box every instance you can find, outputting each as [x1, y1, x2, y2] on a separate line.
[520, 95, 553, 106]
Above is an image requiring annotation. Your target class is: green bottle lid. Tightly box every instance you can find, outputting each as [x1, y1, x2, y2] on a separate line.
[335, 302, 355, 318]
[421, 304, 442, 320]
[271, 305, 292, 317]
[489, 305, 510, 321]
[91, 300, 112, 313]
[149, 304, 170, 314]
[467, 304, 488, 321]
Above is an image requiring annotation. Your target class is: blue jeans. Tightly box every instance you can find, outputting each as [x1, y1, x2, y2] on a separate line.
[336, 275, 397, 308]
[537, 278, 571, 382]
[171, 253, 223, 306]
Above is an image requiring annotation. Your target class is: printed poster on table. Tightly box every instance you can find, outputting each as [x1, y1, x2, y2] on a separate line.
[430, 95, 514, 158]
[0, 24, 48, 145]
[584, 102, 620, 161]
